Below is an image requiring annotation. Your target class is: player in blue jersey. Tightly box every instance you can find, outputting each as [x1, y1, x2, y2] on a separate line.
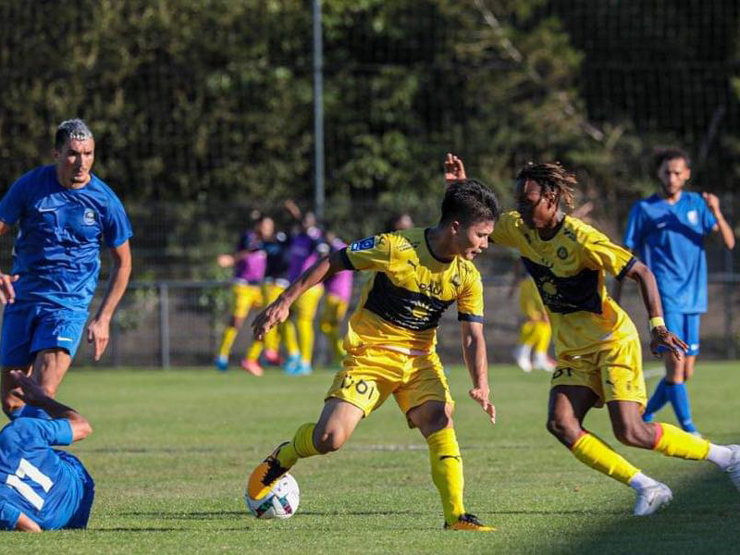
[615, 147, 735, 435]
[0, 119, 133, 420]
[0, 370, 94, 531]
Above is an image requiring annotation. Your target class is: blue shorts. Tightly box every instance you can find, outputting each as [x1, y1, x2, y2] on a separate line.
[56, 450, 95, 530]
[658, 312, 701, 357]
[1, 302, 87, 366]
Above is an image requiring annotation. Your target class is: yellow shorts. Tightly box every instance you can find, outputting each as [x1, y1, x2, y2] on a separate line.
[325, 346, 454, 427]
[551, 338, 647, 408]
[262, 282, 285, 305]
[231, 283, 263, 319]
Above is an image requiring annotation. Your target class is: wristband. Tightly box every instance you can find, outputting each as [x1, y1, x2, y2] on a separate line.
[649, 317, 665, 330]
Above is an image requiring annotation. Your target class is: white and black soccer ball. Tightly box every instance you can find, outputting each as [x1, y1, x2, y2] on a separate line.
[245, 473, 300, 519]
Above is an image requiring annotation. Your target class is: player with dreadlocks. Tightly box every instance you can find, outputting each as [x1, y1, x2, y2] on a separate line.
[446, 154, 740, 516]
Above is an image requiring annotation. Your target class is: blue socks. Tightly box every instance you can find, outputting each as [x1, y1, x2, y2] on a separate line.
[643, 378, 668, 422]
[665, 382, 697, 433]
[643, 378, 697, 433]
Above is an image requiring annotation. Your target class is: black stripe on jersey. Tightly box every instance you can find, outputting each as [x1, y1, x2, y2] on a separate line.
[364, 272, 454, 331]
[339, 248, 356, 271]
[521, 256, 602, 314]
[458, 313, 485, 323]
[616, 256, 637, 281]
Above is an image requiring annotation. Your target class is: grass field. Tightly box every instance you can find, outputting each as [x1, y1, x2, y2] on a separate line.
[3, 361, 740, 554]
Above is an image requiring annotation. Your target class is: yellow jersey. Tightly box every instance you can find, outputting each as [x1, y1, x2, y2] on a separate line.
[492, 211, 638, 356]
[518, 277, 547, 321]
[339, 228, 485, 353]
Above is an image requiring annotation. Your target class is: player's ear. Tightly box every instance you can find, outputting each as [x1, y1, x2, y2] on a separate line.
[450, 220, 461, 235]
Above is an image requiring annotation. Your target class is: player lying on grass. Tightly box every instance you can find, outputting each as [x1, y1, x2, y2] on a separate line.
[447, 154, 740, 516]
[0, 371, 95, 531]
[249, 180, 500, 531]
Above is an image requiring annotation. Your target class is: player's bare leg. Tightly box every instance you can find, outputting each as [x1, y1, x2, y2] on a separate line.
[408, 400, 494, 532]
[248, 399, 363, 500]
[547, 386, 672, 516]
[33, 348, 73, 398]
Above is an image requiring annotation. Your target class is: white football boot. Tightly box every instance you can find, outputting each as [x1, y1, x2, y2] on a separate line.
[633, 483, 673, 516]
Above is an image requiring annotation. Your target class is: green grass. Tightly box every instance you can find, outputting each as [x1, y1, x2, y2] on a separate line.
[3, 361, 740, 554]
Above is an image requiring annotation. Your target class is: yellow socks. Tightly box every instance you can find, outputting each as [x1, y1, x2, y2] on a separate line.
[653, 423, 710, 460]
[427, 428, 466, 526]
[277, 423, 320, 468]
[246, 340, 263, 362]
[571, 432, 639, 485]
[219, 326, 238, 358]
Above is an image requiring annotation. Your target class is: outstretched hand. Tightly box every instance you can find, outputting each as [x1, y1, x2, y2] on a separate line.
[650, 326, 688, 359]
[444, 153, 467, 185]
[702, 192, 720, 213]
[252, 298, 291, 341]
[469, 387, 496, 425]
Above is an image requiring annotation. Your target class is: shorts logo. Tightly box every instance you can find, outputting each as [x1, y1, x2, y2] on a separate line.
[83, 209, 96, 226]
[687, 210, 698, 225]
[350, 237, 375, 252]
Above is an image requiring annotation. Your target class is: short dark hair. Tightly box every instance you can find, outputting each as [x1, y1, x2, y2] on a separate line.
[55, 119, 93, 150]
[654, 147, 691, 172]
[440, 179, 500, 226]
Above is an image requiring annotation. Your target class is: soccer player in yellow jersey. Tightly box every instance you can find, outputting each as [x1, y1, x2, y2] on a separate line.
[513, 276, 554, 373]
[447, 154, 740, 516]
[248, 180, 500, 531]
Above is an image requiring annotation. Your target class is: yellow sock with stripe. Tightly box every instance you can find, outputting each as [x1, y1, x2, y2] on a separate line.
[571, 432, 639, 485]
[652, 422, 710, 460]
[218, 326, 238, 358]
[276, 423, 321, 468]
[281, 321, 300, 357]
[427, 428, 465, 526]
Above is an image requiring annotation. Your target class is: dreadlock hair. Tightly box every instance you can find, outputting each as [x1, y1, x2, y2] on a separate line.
[653, 147, 691, 172]
[440, 179, 501, 226]
[515, 162, 576, 210]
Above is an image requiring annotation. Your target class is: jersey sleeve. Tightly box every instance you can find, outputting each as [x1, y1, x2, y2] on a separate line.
[582, 229, 636, 279]
[102, 195, 133, 248]
[701, 200, 718, 235]
[489, 212, 519, 248]
[0, 499, 22, 530]
[18, 418, 74, 447]
[0, 177, 28, 226]
[622, 202, 643, 250]
[341, 234, 392, 272]
[457, 266, 485, 323]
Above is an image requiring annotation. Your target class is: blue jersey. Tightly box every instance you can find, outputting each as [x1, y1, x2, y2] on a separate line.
[0, 418, 87, 530]
[623, 192, 716, 313]
[0, 165, 133, 311]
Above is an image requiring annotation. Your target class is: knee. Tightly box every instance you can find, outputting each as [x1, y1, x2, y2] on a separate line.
[313, 428, 347, 454]
[546, 416, 579, 444]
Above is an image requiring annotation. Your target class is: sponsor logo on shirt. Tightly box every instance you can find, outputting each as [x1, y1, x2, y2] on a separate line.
[350, 237, 375, 252]
[687, 210, 698, 226]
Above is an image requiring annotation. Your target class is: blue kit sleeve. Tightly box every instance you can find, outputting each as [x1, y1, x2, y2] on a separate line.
[622, 203, 643, 251]
[0, 178, 28, 226]
[103, 196, 133, 248]
[0, 499, 22, 530]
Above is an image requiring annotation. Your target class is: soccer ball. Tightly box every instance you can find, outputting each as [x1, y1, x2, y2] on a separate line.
[245, 473, 300, 519]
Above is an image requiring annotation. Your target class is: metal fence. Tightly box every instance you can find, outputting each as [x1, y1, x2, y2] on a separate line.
[56, 270, 738, 369]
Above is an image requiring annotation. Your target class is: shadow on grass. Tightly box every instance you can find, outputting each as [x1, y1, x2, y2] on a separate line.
[94, 527, 249, 532]
[120, 511, 245, 519]
[547, 463, 740, 555]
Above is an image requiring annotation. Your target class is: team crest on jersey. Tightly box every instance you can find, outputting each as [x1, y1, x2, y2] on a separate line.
[350, 237, 375, 252]
[687, 210, 698, 225]
[83, 209, 96, 225]
[557, 247, 568, 259]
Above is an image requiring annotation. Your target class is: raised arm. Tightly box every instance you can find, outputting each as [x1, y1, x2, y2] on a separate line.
[9, 370, 92, 442]
[87, 240, 132, 361]
[460, 321, 496, 424]
[622, 261, 688, 358]
[703, 193, 735, 250]
[252, 250, 347, 340]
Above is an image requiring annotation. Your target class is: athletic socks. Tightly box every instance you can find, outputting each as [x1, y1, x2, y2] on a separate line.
[652, 423, 709, 460]
[706, 443, 735, 470]
[643, 378, 668, 421]
[218, 326, 238, 358]
[427, 428, 466, 526]
[664, 382, 697, 433]
[276, 423, 320, 468]
[571, 432, 640, 484]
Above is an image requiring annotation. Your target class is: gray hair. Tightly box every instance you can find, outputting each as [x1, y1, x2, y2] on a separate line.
[55, 119, 93, 149]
